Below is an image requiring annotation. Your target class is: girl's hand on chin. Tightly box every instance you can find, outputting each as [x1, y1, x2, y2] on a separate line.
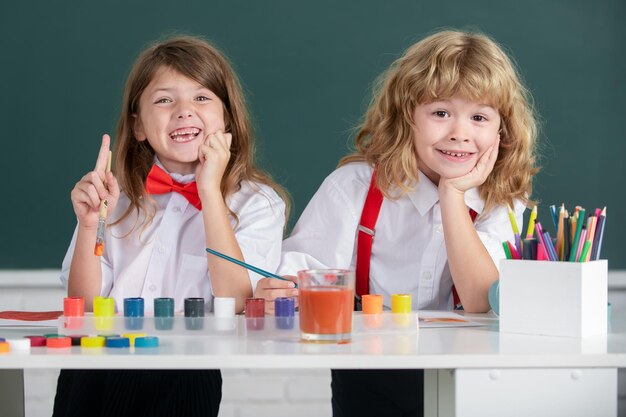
[439, 139, 499, 197]
[196, 130, 232, 196]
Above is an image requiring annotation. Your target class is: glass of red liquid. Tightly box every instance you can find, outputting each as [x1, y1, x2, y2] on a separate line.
[297, 269, 355, 343]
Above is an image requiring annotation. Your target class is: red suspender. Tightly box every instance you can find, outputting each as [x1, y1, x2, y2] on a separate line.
[355, 167, 384, 297]
[355, 167, 478, 310]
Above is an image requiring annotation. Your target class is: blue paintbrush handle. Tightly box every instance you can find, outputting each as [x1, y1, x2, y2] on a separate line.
[205, 248, 296, 287]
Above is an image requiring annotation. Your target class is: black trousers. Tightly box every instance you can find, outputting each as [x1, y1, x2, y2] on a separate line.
[331, 369, 424, 417]
[52, 369, 222, 417]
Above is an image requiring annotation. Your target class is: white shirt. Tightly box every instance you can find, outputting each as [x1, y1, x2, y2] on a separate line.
[61, 164, 286, 314]
[278, 162, 525, 310]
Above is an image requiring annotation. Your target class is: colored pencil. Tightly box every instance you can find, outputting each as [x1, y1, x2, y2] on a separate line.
[576, 229, 587, 261]
[502, 242, 512, 260]
[526, 205, 537, 239]
[507, 240, 521, 260]
[543, 231, 558, 262]
[568, 208, 586, 262]
[556, 204, 565, 260]
[205, 247, 296, 286]
[563, 213, 571, 261]
[578, 241, 592, 263]
[584, 216, 597, 262]
[591, 207, 606, 260]
[535, 222, 551, 261]
[549, 205, 559, 232]
[507, 205, 522, 254]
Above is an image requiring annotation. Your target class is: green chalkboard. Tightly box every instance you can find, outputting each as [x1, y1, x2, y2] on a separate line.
[1, 1, 624, 269]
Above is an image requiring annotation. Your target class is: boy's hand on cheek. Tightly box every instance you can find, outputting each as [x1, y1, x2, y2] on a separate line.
[439, 139, 499, 198]
[196, 130, 232, 197]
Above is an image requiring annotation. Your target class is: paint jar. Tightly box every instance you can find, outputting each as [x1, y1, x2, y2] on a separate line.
[124, 297, 144, 330]
[298, 269, 354, 343]
[391, 294, 412, 327]
[245, 298, 265, 331]
[154, 298, 175, 331]
[63, 297, 85, 330]
[275, 297, 295, 330]
[214, 297, 236, 332]
[184, 298, 205, 330]
[362, 294, 383, 328]
[93, 297, 115, 331]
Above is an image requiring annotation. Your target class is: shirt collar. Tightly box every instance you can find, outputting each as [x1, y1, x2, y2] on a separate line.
[406, 171, 485, 216]
[154, 156, 196, 185]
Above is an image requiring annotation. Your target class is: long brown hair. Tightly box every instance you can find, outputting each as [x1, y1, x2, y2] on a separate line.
[341, 30, 539, 213]
[112, 35, 289, 229]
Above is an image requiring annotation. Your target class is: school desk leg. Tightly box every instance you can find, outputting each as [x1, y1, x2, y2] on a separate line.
[0, 369, 25, 417]
[454, 368, 617, 417]
[424, 369, 455, 417]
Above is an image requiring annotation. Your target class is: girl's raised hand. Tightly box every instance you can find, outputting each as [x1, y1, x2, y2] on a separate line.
[439, 138, 500, 196]
[70, 134, 120, 229]
[196, 130, 232, 196]
[254, 276, 299, 315]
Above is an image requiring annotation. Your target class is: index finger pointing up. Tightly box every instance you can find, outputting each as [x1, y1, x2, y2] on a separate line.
[94, 134, 111, 174]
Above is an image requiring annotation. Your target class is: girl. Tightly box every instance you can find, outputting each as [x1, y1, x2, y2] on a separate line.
[53, 36, 287, 417]
[275, 30, 539, 417]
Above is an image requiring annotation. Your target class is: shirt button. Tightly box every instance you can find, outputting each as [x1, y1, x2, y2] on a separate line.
[435, 225, 443, 234]
[149, 284, 157, 292]
[172, 206, 181, 213]
[158, 245, 166, 254]
[422, 271, 432, 280]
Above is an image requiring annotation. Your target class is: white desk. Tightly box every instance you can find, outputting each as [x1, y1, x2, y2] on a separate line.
[1, 312, 624, 416]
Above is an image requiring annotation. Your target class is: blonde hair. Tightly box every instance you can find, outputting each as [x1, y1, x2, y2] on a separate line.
[112, 35, 289, 229]
[341, 30, 539, 213]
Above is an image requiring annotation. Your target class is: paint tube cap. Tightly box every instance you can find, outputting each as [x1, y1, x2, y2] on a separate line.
[68, 335, 87, 346]
[122, 333, 147, 347]
[184, 298, 205, 318]
[245, 298, 265, 318]
[47, 337, 72, 348]
[7, 339, 30, 351]
[154, 298, 175, 318]
[81, 336, 106, 348]
[135, 336, 159, 348]
[362, 294, 383, 314]
[93, 297, 115, 317]
[391, 294, 412, 314]
[24, 336, 47, 347]
[214, 297, 236, 318]
[274, 297, 295, 317]
[123, 297, 144, 317]
[105, 337, 130, 348]
[63, 297, 85, 317]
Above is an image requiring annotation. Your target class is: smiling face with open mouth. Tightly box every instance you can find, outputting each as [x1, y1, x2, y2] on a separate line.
[412, 96, 501, 185]
[133, 66, 226, 175]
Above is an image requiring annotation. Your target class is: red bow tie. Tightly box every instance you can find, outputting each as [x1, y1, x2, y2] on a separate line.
[145, 165, 202, 210]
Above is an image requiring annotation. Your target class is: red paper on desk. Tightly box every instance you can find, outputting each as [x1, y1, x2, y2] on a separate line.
[0, 311, 63, 321]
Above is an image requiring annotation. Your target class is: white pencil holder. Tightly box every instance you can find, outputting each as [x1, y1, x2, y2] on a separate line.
[499, 259, 607, 337]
